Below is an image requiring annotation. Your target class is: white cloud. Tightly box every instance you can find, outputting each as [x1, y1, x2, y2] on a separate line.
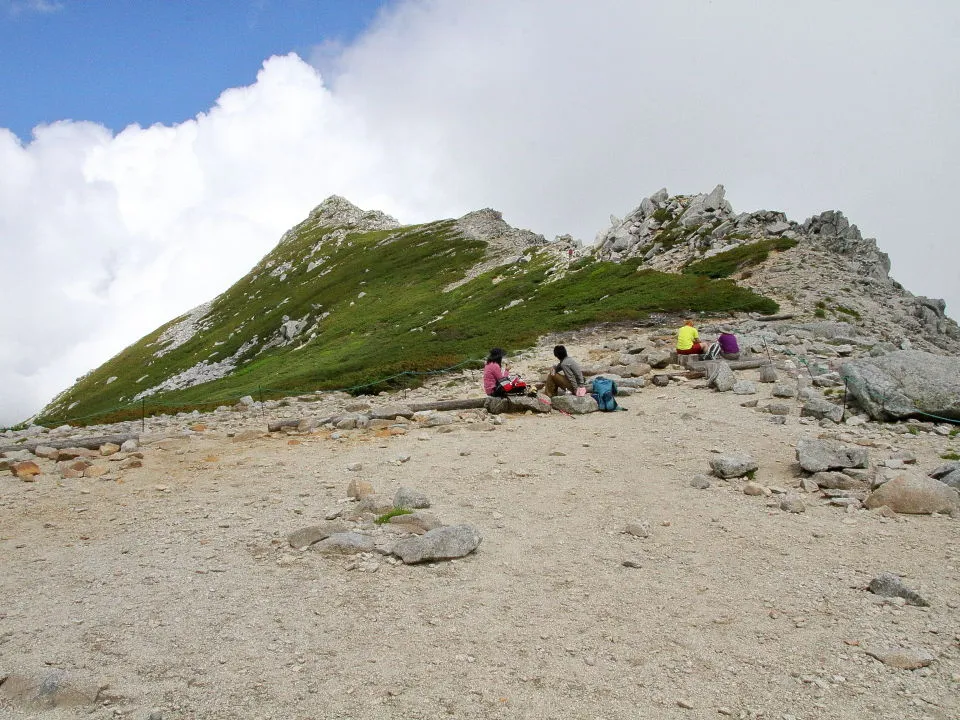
[5, 0, 64, 16]
[1, 0, 958, 425]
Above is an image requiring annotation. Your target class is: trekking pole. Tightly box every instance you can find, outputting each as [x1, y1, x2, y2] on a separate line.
[761, 337, 774, 366]
[141, 399, 145, 433]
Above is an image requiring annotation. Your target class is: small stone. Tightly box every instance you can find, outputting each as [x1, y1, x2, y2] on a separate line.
[346, 462, 362, 472]
[11, 460, 41, 480]
[865, 648, 936, 670]
[677, 699, 694, 709]
[689, 475, 711, 490]
[624, 521, 651, 538]
[394, 487, 431, 509]
[868, 573, 930, 607]
[347, 478, 374, 500]
[779, 495, 806, 513]
[710, 454, 758, 479]
[743, 482, 764, 496]
[622, 559, 643, 569]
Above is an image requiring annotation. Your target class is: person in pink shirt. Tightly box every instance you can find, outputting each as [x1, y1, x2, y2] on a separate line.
[482, 347, 509, 396]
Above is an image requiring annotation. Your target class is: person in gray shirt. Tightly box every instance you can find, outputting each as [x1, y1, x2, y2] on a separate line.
[544, 345, 585, 397]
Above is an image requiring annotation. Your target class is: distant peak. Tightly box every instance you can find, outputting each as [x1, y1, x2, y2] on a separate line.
[308, 195, 400, 231]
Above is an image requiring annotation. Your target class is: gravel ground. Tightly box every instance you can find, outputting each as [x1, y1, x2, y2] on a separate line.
[2, 365, 959, 720]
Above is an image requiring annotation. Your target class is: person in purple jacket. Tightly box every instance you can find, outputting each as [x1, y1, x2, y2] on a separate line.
[713, 325, 740, 360]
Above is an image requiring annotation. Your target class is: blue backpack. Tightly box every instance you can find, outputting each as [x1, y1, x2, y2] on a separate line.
[590, 377, 619, 411]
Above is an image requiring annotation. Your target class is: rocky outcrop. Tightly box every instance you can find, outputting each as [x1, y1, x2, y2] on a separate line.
[864, 472, 960, 515]
[841, 351, 960, 421]
[306, 195, 400, 232]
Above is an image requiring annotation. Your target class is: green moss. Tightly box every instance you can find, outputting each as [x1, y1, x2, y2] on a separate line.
[941, 452, 960, 461]
[375, 508, 413, 524]
[814, 308, 826, 318]
[683, 238, 798, 279]
[834, 305, 861, 319]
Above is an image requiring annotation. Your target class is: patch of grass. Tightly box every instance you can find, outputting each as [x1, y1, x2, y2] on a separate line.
[940, 452, 960, 461]
[745, 469, 757, 481]
[683, 238, 798, 279]
[907, 426, 920, 435]
[375, 507, 413, 524]
[814, 307, 826, 318]
[950, 428, 959, 437]
[652, 208, 671, 223]
[833, 304, 861, 319]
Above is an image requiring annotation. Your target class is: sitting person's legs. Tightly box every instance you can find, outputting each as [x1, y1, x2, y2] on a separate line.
[544, 372, 574, 397]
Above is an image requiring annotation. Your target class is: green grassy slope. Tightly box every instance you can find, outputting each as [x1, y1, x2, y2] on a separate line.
[37, 212, 779, 426]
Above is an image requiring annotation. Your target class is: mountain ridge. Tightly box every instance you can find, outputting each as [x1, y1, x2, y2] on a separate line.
[30, 187, 958, 427]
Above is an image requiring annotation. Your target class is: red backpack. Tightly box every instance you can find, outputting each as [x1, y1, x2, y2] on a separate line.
[497, 375, 528, 394]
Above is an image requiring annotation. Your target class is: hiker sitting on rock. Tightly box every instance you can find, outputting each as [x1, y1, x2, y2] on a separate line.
[483, 347, 509, 397]
[676, 319, 704, 356]
[708, 325, 740, 360]
[544, 345, 585, 397]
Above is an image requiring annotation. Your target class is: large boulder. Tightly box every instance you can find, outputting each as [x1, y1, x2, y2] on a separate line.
[841, 351, 960, 421]
[796, 439, 869, 473]
[710, 454, 758, 479]
[864, 472, 959, 515]
[801, 396, 843, 423]
[485, 395, 551, 414]
[551, 395, 598, 414]
[707, 362, 736, 392]
[392, 525, 483, 564]
[930, 464, 960, 490]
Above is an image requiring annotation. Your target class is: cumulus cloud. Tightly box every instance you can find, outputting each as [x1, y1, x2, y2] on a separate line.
[1, 0, 958, 425]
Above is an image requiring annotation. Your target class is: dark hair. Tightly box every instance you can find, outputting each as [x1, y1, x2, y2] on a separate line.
[486, 347, 504, 365]
[553, 345, 568, 361]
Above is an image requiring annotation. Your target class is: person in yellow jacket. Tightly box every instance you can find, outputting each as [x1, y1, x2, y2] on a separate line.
[676, 319, 704, 356]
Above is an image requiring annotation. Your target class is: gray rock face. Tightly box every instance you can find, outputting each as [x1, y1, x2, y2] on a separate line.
[550, 395, 598, 414]
[759, 365, 778, 383]
[485, 395, 551, 414]
[841, 351, 960, 420]
[796, 439, 869, 473]
[811, 471, 863, 490]
[864, 472, 960, 515]
[690, 475, 711, 489]
[868, 572, 930, 606]
[710, 454, 758, 479]
[392, 524, 482, 564]
[708, 362, 736, 392]
[801, 397, 843, 423]
[645, 348, 672, 369]
[388, 510, 442, 533]
[394, 487, 431, 509]
[732, 380, 757, 395]
[288, 520, 351, 549]
[933, 469, 960, 490]
[370, 405, 415, 420]
[780, 495, 806, 513]
[772, 383, 797, 398]
[311, 532, 376, 555]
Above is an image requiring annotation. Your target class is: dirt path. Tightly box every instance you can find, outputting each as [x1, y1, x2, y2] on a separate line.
[2, 372, 958, 720]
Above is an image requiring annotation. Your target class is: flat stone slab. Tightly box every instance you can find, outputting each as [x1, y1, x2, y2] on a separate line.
[392, 524, 482, 564]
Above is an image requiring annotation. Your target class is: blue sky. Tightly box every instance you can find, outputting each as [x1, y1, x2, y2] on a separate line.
[0, 0, 390, 140]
